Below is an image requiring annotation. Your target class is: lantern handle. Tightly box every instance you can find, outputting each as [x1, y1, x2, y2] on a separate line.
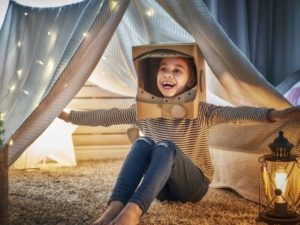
[258, 156, 265, 164]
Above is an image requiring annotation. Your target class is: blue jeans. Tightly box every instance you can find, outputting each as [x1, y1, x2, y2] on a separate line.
[109, 137, 209, 213]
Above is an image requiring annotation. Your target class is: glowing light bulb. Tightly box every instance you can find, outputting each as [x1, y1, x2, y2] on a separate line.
[146, 8, 155, 17]
[275, 171, 287, 203]
[9, 139, 13, 146]
[9, 84, 16, 92]
[24, 12, 28, 16]
[36, 60, 44, 65]
[48, 31, 57, 49]
[46, 58, 54, 75]
[17, 41, 22, 47]
[17, 69, 22, 79]
[0, 112, 5, 121]
[23, 90, 29, 95]
[83, 32, 88, 38]
[110, 0, 119, 10]
[275, 171, 287, 192]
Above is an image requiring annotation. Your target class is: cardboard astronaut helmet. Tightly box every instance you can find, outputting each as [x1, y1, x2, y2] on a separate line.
[133, 43, 206, 119]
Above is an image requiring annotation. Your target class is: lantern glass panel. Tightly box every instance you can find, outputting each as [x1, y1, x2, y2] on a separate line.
[262, 160, 300, 208]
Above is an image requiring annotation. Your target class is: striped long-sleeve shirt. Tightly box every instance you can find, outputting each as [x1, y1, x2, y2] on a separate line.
[70, 102, 271, 182]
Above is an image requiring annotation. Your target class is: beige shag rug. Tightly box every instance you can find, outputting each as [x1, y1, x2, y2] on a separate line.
[9, 160, 264, 225]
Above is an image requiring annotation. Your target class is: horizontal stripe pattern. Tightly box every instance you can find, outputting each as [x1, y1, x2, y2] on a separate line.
[70, 102, 270, 181]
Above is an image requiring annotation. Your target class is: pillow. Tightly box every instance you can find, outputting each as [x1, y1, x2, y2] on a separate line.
[276, 71, 300, 95]
[284, 82, 300, 106]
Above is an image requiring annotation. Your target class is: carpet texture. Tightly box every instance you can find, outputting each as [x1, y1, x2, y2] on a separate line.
[8, 160, 264, 225]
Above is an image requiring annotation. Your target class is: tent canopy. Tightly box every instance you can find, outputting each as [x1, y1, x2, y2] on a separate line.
[0, 0, 299, 203]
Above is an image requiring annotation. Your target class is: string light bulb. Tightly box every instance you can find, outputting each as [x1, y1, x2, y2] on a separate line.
[146, 8, 155, 17]
[0, 112, 5, 121]
[36, 60, 44, 65]
[8, 84, 16, 93]
[46, 58, 54, 75]
[17, 69, 23, 79]
[109, 0, 119, 11]
[23, 90, 29, 95]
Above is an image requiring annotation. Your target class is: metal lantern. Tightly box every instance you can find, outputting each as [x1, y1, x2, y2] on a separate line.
[258, 131, 300, 225]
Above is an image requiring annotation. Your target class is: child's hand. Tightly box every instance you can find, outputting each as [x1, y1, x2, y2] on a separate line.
[58, 111, 70, 123]
[269, 106, 300, 122]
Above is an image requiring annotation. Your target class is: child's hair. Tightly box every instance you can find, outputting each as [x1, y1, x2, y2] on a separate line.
[182, 57, 197, 88]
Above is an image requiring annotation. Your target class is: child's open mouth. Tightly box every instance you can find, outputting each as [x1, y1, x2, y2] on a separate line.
[162, 82, 175, 89]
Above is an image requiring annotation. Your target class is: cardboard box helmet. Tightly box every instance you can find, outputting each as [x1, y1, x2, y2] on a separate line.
[133, 43, 206, 119]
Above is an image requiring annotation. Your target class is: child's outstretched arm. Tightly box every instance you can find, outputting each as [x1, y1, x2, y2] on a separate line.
[200, 102, 300, 127]
[268, 106, 300, 122]
[58, 105, 137, 127]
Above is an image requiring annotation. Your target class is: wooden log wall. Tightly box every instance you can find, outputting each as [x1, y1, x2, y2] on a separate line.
[67, 82, 135, 160]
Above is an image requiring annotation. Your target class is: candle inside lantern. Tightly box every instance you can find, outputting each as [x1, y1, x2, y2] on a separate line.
[274, 170, 287, 203]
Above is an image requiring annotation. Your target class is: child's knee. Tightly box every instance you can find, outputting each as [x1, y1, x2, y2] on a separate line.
[156, 140, 177, 156]
[157, 140, 176, 149]
[135, 136, 155, 146]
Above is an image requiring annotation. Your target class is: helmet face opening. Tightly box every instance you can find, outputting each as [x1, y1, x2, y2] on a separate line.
[135, 49, 197, 98]
[132, 43, 206, 119]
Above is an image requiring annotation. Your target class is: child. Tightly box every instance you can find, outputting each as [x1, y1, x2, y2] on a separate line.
[59, 55, 300, 225]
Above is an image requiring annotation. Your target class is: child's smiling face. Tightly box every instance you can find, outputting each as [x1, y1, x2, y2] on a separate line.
[156, 57, 194, 98]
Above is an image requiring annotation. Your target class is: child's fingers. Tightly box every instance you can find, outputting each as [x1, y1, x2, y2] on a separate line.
[284, 106, 300, 119]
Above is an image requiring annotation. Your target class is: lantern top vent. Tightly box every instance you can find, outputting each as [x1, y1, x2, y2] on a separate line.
[268, 131, 294, 161]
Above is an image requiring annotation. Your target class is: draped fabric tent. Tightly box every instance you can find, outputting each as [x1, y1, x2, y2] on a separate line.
[0, 0, 299, 218]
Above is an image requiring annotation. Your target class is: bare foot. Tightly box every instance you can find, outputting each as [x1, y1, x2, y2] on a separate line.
[92, 201, 124, 225]
[109, 203, 142, 225]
